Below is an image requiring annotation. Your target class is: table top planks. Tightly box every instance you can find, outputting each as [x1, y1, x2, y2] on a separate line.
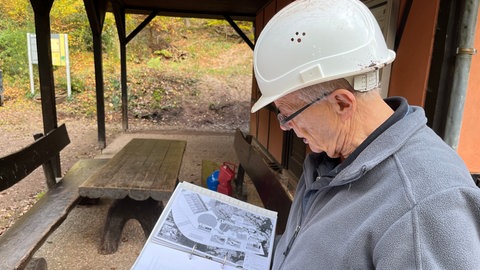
[79, 138, 186, 201]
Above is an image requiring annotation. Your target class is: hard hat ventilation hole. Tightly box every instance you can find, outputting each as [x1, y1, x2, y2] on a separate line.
[291, 32, 306, 43]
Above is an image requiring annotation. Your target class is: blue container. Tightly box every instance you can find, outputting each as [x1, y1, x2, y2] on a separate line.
[206, 170, 220, 191]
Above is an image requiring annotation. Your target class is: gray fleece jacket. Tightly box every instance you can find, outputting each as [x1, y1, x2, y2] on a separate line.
[271, 97, 480, 270]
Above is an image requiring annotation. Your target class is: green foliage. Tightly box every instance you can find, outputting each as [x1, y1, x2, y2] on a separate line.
[56, 74, 86, 94]
[152, 89, 164, 101]
[0, 2, 33, 80]
[35, 191, 46, 200]
[154, 49, 173, 59]
[25, 91, 36, 99]
[0, 21, 32, 79]
[107, 77, 121, 111]
[0, 0, 253, 116]
[0, 3, 30, 82]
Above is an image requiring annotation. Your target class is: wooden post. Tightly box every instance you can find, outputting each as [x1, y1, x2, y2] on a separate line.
[112, 1, 129, 131]
[33, 133, 57, 189]
[29, 0, 62, 177]
[84, 0, 108, 149]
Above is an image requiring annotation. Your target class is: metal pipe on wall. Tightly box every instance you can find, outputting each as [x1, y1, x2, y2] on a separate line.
[444, 0, 479, 149]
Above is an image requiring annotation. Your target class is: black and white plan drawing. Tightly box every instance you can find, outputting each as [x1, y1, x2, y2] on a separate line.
[151, 183, 276, 269]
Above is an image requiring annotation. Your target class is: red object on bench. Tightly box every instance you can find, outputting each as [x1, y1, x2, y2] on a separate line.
[217, 162, 236, 196]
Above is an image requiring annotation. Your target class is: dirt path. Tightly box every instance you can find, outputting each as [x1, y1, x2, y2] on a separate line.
[0, 74, 251, 235]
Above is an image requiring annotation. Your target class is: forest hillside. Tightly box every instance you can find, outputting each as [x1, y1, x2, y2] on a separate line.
[0, 0, 254, 130]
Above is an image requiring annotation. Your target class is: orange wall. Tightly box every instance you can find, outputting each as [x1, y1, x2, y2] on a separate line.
[457, 7, 480, 173]
[388, 0, 440, 106]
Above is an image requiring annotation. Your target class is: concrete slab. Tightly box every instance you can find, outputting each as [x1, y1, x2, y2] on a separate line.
[34, 130, 261, 270]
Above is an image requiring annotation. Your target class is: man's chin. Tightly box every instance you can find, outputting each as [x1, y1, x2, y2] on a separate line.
[308, 145, 324, 154]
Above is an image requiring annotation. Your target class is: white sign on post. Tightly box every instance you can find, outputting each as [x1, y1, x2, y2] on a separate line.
[27, 33, 71, 97]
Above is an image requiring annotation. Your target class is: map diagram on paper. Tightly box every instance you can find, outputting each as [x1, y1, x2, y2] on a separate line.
[153, 188, 275, 269]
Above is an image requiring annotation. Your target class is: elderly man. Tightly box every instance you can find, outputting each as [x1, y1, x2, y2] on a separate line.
[251, 0, 480, 269]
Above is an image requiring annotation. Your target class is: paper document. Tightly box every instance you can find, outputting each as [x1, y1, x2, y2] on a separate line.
[131, 181, 277, 270]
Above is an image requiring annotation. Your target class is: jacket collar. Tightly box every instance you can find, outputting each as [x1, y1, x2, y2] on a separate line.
[304, 97, 426, 191]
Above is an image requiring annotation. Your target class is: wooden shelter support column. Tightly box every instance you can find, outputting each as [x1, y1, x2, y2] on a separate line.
[111, 1, 158, 131]
[92, 33, 107, 148]
[84, 0, 108, 149]
[111, 1, 128, 131]
[29, 0, 61, 177]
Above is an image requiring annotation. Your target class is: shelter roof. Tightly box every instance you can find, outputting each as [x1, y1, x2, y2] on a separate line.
[108, 0, 272, 21]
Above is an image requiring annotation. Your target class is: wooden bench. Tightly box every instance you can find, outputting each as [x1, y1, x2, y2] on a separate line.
[233, 129, 293, 234]
[0, 124, 108, 270]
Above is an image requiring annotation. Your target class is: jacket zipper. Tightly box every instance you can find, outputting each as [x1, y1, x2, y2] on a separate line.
[283, 224, 301, 257]
[278, 182, 327, 269]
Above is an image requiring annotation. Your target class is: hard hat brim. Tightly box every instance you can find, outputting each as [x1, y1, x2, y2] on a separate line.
[251, 95, 279, 113]
[251, 50, 396, 113]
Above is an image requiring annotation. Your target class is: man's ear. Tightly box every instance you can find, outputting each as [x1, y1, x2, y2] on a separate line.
[327, 89, 356, 119]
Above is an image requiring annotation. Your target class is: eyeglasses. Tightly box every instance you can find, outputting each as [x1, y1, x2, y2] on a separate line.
[277, 91, 331, 129]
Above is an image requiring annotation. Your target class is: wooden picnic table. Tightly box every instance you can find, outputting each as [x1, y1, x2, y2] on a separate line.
[79, 138, 187, 254]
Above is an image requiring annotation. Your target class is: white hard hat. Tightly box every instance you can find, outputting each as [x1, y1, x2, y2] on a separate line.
[251, 0, 396, 113]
